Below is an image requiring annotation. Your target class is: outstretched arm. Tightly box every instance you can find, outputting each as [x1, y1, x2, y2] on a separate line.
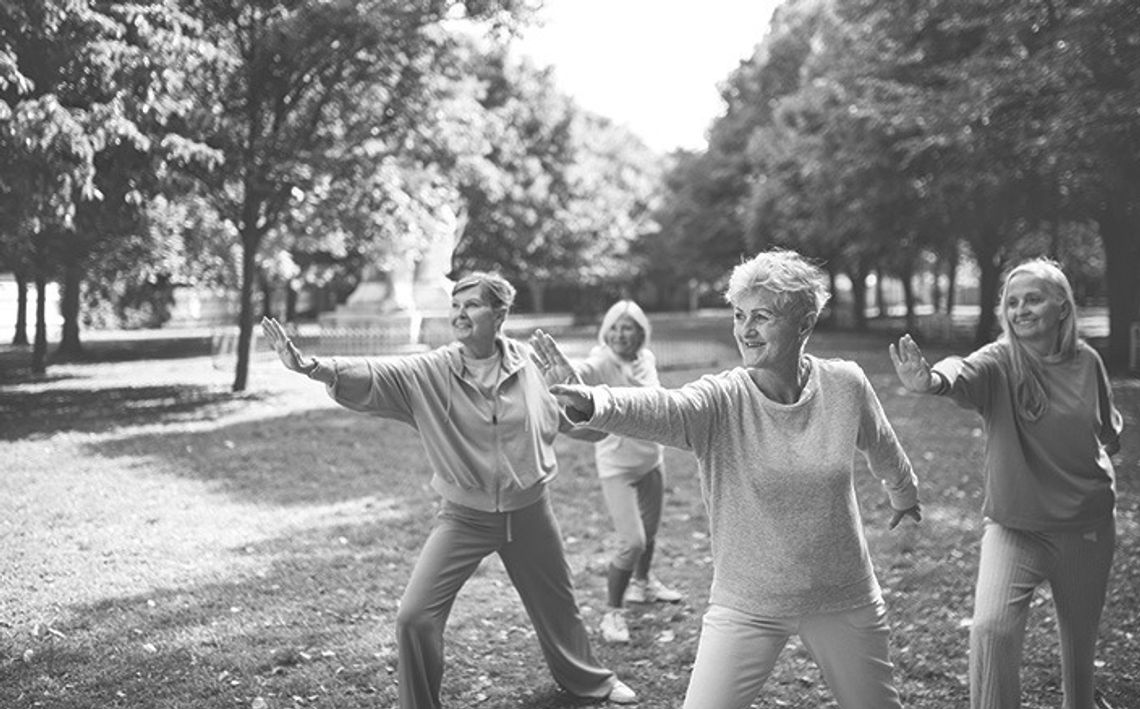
[261, 317, 317, 374]
[889, 334, 943, 394]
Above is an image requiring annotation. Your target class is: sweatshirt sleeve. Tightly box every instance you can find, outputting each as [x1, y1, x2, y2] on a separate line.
[855, 370, 920, 511]
[586, 376, 720, 452]
[1093, 349, 1124, 454]
[932, 343, 1002, 413]
[308, 356, 418, 426]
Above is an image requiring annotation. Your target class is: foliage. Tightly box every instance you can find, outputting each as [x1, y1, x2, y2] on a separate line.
[446, 46, 663, 308]
[0, 0, 220, 365]
[171, 0, 536, 391]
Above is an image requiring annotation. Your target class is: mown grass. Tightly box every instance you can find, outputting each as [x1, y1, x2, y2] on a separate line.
[1, 328, 1138, 709]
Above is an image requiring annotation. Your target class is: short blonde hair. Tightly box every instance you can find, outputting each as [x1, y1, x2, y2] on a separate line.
[597, 300, 651, 349]
[724, 249, 830, 317]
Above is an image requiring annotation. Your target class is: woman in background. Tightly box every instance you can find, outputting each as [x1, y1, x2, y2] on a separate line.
[576, 300, 682, 645]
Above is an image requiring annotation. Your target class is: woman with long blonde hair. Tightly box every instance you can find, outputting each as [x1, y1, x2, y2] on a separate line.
[890, 257, 1123, 709]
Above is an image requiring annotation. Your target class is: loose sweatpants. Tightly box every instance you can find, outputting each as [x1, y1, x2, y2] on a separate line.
[970, 519, 1115, 709]
[395, 496, 615, 709]
[599, 466, 664, 573]
[682, 600, 903, 709]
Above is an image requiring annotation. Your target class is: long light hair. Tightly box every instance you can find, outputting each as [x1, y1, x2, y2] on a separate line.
[997, 258, 1078, 421]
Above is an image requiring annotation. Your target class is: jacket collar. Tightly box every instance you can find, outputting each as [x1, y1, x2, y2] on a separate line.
[444, 335, 528, 377]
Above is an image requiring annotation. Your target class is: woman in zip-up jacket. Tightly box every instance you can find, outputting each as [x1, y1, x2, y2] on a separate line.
[261, 272, 636, 708]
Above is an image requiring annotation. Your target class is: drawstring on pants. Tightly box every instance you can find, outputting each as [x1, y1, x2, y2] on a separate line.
[505, 510, 513, 544]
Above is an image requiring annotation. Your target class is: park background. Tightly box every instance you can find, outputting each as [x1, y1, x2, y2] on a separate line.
[2, 0, 1140, 708]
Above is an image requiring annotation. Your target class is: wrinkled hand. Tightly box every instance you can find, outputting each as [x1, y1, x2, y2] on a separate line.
[529, 329, 581, 387]
[548, 383, 596, 421]
[260, 316, 315, 373]
[889, 334, 937, 394]
[889, 504, 922, 530]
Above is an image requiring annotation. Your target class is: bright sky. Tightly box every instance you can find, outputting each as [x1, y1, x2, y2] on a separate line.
[512, 0, 782, 153]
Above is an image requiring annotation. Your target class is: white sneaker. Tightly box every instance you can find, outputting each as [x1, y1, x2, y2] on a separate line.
[608, 678, 638, 704]
[600, 609, 630, 644]
[626, 577, 683, 604]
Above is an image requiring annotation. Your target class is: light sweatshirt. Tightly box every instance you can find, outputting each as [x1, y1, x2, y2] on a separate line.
[932, 340, 1122, 532]
[576, 346, 665, 478]
[577, 355, 919, 617]
[308, 336, 568, 513]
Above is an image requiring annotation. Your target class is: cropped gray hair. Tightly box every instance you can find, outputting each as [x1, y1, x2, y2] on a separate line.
[724, 249, 830, 317]
[452, 271, 517, 313]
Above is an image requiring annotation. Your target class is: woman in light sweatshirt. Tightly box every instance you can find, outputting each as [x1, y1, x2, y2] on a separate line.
[890, 258, 1122, 709]
[577, 300, 682, 645]
[261, 272, 636, 708]
[534, 249, 922, 709]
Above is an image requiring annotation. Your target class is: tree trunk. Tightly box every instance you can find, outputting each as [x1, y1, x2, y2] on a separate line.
[12, 271, 29, 346]
[825, 265, 839, 326]
[232, 230, 261, 392]
[902, 266, 917, 334]
[1098, 199, 1140, 372]
[285, 283, 298, 322]
[851, 260, 870, 331]
[258, 269, 273, 319]
[946, 247, 959, 315]
[56, 258, 84, 359]
[973, 236, 1005, 348]
[874, 268, 886, 318]
[32, 272, 48, 375]
[526, 279, 546, 314]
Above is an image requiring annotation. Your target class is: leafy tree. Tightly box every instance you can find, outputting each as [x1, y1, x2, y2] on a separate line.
[448, 47, 661, 311]
[177, 0, 533, 391]
[1, 0, 215, 371]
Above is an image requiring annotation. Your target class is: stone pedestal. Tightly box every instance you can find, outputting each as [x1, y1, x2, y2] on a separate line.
[317, 206, 460, 349]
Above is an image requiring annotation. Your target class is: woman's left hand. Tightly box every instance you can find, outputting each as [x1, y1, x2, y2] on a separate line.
[889, 504, 922, 529]
[529, 329, 581, 387]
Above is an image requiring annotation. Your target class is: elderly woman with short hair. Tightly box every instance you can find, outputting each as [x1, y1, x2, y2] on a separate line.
[262, 271, 636, 708]
[533, 250, 921, 709]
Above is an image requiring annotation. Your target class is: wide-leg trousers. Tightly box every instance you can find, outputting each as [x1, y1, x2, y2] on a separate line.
[395, 496, 615, 709]
[969, 518, 1115, 709]
[681, 600, 903, 709]
[599, 466, 664, 573]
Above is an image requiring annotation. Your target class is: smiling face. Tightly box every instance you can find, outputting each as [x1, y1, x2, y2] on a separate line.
[1003, 273, 1068, 354]
[732, 288, 811, 371]
[605, 315, 645, 361]
[450, 284, 502, 353]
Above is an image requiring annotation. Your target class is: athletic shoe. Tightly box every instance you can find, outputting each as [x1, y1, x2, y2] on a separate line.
[608, 678, 638, 704]
[626, 577, 683, 604]
[600, 609, 630, 644]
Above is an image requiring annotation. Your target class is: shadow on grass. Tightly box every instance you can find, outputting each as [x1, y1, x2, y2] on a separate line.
[0, 513, 645, 709]
[0, 384, 243, 441]
[85, 409, 436, 507]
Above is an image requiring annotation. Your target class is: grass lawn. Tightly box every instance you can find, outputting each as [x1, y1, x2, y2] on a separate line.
[2, 327, 1138, 709]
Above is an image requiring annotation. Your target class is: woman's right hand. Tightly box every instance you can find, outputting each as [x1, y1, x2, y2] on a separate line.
[261, 316, 316, 374]
[548, 383, 596, 422]
[889, 334, 937, 394]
